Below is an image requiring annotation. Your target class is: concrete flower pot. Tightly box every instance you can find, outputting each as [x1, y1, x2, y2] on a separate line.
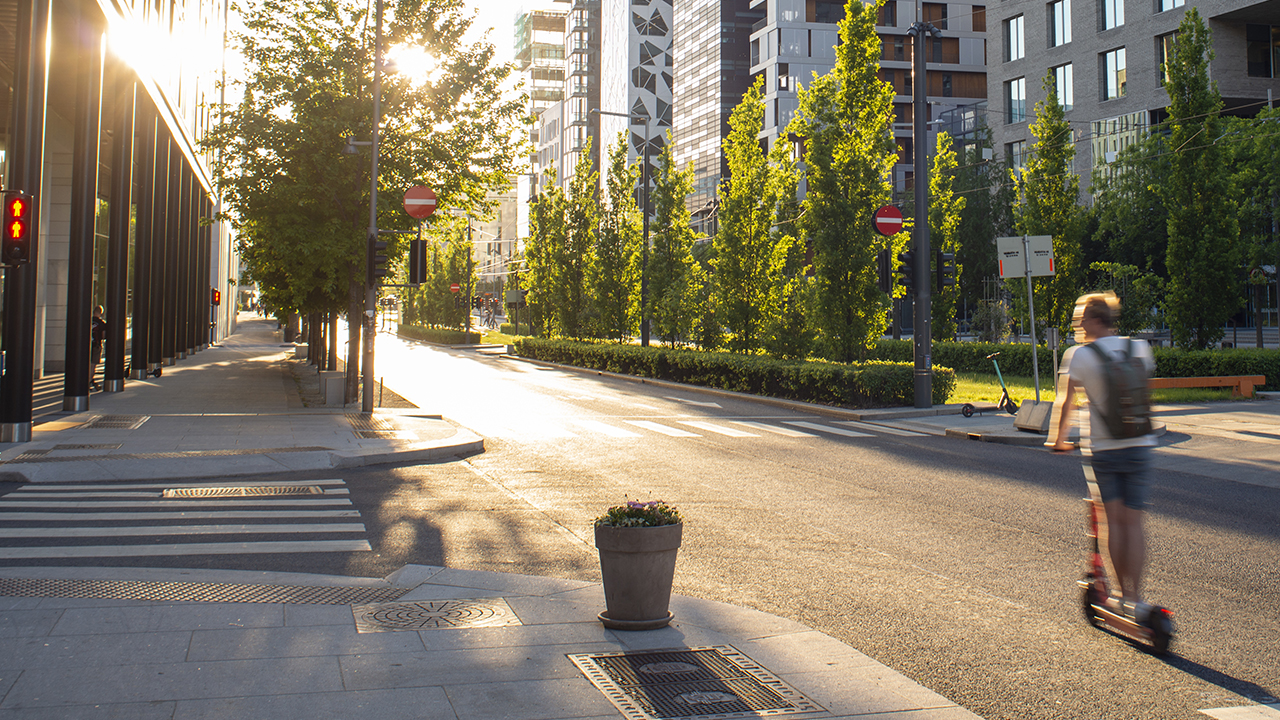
[594, 522, 682, 630]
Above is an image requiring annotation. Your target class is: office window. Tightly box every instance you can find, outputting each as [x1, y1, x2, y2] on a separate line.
[923, 2, 948, 29]
[1005, 15, 1024, 61]
[1247, 24, 1279, 78]
[973, 6, 986, 32]
[879, 1, 897, 27]
[1053, 63, 1074, 110]
[1102, 48, 1126, 99]
[1050, 0, 1072, 47]
[1006, 77, 1027, 122]
[1157, 32, 1177, 84]
[1007, 140, 1027, 173]
[1101, 0, 1123, 30]
[1157, 0, 1183, 11]
[942, 73, 953, 97]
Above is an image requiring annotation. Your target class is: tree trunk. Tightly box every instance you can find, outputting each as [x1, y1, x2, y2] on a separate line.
[327, 312, 337, 371]
[346, 280, 362, 404]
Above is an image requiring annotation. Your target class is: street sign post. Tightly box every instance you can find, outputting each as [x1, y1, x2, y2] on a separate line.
[996, 235, 1056, 401]
[873, 205, 903, 237]
[403, 186, 437, 220]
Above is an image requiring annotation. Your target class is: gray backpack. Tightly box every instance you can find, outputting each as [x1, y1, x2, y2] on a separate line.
[1085, 339, 1152, 439]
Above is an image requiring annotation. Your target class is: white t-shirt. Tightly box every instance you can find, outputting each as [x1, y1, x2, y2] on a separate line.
[1060, 335, 1156, 452]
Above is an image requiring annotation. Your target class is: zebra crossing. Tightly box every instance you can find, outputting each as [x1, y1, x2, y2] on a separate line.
[459, 416, 929, 444]
[0, 478, 371, 560]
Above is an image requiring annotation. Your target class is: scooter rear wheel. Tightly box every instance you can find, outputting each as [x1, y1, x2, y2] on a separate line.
[1148, 612, 1173, 655]
[1081, 584, 1099, 627]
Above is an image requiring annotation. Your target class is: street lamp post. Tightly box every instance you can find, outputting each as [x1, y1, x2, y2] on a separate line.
[360, 0, 385, 414]
[591, 108, 650, 346]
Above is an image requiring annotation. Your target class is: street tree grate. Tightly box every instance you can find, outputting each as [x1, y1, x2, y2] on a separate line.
[79, 415, 150, 430]
[352, 598, 523, 632]
[568, 646, 824, 720]
[161, 485, 325, 498]
[0, 577, 408, 605]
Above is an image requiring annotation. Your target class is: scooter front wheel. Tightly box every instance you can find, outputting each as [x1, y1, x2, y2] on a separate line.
[1147, 611, 1173, 655]
[961, 404, 974, 418]
[1081, 584, 1099, 627]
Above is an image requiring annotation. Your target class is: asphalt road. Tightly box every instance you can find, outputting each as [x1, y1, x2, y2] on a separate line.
[2, 333, 1276, 720]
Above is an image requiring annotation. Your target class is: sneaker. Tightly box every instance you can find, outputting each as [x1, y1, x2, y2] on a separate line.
[1122, 600, 1152, 623]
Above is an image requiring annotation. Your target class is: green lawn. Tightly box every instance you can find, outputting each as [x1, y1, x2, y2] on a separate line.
[950, 371, 1239, 406]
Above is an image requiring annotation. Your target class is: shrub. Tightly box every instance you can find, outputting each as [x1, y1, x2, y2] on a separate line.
[397, 324, 481, 345]
[499, 322, 533, 335]
[512, 338, 956, 408]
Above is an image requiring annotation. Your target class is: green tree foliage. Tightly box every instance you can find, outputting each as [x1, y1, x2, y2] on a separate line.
[761, 139, 812, 359]
[524, 173, 566, 337]
[1086, 261, 1164, 336]
[952, 126, 1013, 330]
[787, 0, 897, 362]
[559, 140, 600, 338]
[1224, 106, 1280, 342]
[648, 133, 698, 345]
[592, 133, 643, 342]
[204, 0, 523, 394]
[1088, 133, 1170, 278]
[400, 216, 473, 330]
[1011, 72, 1083, 339]
[1162, 7, 1240, 349]
[929, 132, 966, 340]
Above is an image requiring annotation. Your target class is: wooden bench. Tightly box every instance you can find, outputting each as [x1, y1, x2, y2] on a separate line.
[1148, 375, 1267, 398]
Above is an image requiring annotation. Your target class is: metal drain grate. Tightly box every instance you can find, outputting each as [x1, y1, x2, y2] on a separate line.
[569, 646, 824, 720]
[0, 578, 408, 605]
[162, 485, 324, 498]
[354, 430, 400, 439]
[79, 415, 150, 430]
[348, 415, 397, 431]
[352, 598, 523, 632]
[53, 443, 122, 450]
[11, 449, 50, 461]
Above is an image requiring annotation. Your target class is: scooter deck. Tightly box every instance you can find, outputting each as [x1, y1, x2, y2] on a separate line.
[1079, 580, 1173, 654]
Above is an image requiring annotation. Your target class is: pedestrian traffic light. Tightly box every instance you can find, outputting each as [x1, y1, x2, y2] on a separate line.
[936, 250, 956, 291]
[3, 191, 34, 266]
[876, 248, 891, 294]
[212, 289, 221, 306]
[895, 249, 915, 292]
[367, 236, 388, 285]
[408, 239, 426, 285]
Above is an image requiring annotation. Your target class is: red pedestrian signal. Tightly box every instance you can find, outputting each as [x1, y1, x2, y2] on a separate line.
[212, 289, 222, 305]
[2, 191, 34, 266]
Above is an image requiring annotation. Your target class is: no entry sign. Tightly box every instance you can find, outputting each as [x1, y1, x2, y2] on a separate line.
[873, 205, 903, 236]
[450, 283, 461, 293]
[403, 186, 437, 219]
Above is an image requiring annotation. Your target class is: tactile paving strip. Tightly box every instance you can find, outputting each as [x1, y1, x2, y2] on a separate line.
[568, 646, 824, 720]
[161, 485, 324, 498]
[352, 598, 523, 632]
[3, 446, 332, 463]
[348, 415, 397, 431]
[79, 415, 150, 430]
[0, 578, 409, 605]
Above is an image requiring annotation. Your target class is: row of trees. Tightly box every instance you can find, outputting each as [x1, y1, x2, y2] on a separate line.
[525, 0, 970, 362]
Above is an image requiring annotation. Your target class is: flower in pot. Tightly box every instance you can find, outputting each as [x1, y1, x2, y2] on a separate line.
[594, 500, 683, 630]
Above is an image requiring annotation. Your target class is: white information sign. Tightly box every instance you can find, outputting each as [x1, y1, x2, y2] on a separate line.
[996, 236, 1056, 278]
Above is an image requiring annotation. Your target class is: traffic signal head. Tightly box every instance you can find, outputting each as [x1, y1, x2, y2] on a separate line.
[876, 248, 891, 294]
[212, 289, 221, 305]
[3, 191, 34, 266]
[895, 249, 915, 292]
[936, 250, 956, 291]
[367, 237, 388, 285]
[408, 239, 426, 285]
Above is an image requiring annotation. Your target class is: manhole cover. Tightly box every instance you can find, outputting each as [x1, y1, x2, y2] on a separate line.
[352, 598, 523, 632]
[569, 646, 824, 720]
[80, 415, 149, 430]
[0, 577, 407, 605]
[162, 485, 324, 498]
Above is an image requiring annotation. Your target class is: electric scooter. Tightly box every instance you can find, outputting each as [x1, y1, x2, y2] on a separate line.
[1078, 489, 1174, 654]
[960, 352, 1020, 418]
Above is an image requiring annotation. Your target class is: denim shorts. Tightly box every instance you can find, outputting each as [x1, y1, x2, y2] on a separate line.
[1088, 445, 1151, 510]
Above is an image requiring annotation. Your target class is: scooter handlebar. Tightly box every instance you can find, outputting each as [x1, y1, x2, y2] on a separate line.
[985, 351, 1002, 360]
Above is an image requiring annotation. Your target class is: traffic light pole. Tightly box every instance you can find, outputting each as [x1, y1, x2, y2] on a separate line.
[361, 0, 384, 414]
[909, 13, 938, 409]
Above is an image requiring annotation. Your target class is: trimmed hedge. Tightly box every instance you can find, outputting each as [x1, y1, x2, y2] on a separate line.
[499, 322, 532, 335]
[869, 339, 1278, 390]
[397, 324, 481, 345]
[513, 338, 956, 408]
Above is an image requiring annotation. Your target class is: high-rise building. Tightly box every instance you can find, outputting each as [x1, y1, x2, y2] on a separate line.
[672, 0, 765, 237]
[748, 0, 989, 194]
[597, 0, 675, 188]
[516, 2, 570, 177]
[986, 0, 1280, 185]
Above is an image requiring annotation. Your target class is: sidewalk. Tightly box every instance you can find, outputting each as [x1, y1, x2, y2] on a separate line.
[0, 315, 981, 720]
[0, 315, 483, 483]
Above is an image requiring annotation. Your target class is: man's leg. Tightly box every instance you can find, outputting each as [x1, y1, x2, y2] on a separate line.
[1104, 499, 1145, 605]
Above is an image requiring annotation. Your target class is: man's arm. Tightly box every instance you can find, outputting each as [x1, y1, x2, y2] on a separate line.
[1046, 372, 1079, 452]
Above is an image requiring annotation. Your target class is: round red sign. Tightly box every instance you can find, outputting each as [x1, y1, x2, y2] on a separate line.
[450, 283, 461, 293]
[403, 186, 437, 219]
[873, 205, 904, 236]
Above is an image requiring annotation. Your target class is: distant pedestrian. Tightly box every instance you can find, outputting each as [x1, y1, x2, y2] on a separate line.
[1047, 291, 1157, 620]
[89, 305, 106, 391]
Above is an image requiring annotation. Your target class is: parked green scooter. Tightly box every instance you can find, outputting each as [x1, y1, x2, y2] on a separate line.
[960, 352, 1020, 417]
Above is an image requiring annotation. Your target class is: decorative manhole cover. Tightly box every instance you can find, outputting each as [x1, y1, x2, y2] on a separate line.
[352, 598, 523, 632]
[568, 646, 824, 720]
[80, 415, 149, 430]
[161, 485, 324, 498]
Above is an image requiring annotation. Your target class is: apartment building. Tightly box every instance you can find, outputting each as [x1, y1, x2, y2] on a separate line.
[516, 2, 570, 177]
[987, 0, 1280, 185]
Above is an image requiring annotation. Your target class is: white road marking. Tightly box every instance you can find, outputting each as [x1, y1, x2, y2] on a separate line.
[0, 523, 367, 538]
[834, 420, 927, 437]
[0, 540, 373, 559]
[666, 396, 722, 408]
[623, 420, 701, 437]
[679, 421, 759, 437]
[784, 421, 873, 437]
[0, 498, 353, 508]
[0, 510, 362, 520]
[15, 479, 347, 491]
[731, 421, 817, 437]
[1200, 705, 1280, 719]
[570, 419, 643, 438]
